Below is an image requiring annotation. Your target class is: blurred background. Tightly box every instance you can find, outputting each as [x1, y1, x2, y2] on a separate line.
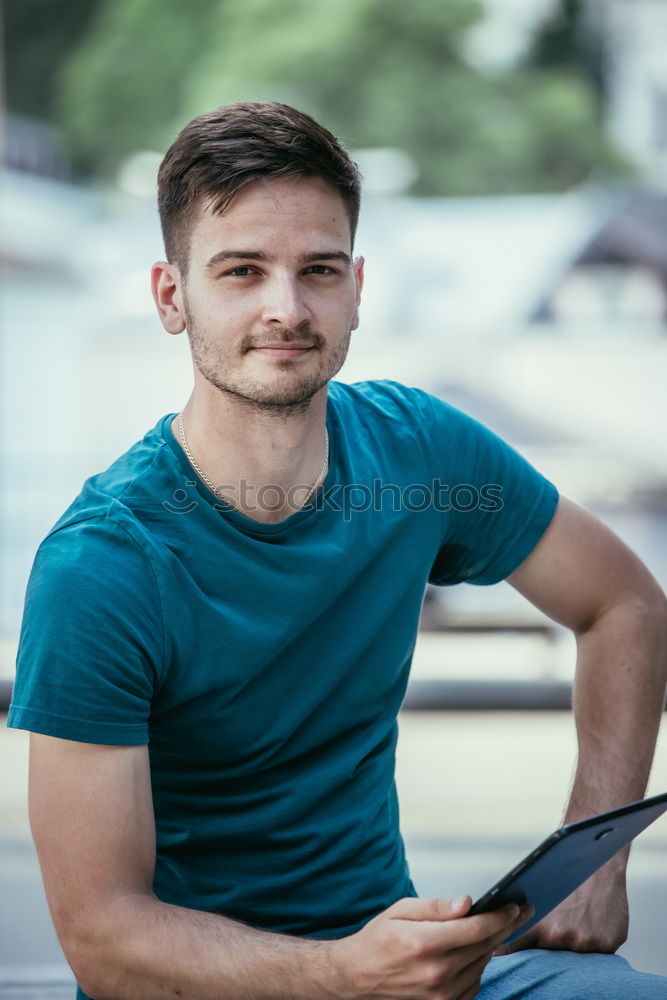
[1, 0, 666, 992]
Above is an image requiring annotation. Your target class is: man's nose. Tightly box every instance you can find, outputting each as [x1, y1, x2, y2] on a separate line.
[260, 275, 311, 329]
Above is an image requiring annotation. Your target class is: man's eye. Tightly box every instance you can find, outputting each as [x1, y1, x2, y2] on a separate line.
[227, 266, 254, 277]
[306, 265, 335, 275]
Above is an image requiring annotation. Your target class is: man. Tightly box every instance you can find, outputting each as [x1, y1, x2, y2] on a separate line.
[7, 102, 667, 1000]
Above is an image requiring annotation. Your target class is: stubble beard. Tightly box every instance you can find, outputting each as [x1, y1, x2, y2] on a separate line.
[184, 305, 352, 417]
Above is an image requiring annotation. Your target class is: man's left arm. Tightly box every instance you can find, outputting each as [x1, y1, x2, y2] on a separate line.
[499, 495, 667, 954]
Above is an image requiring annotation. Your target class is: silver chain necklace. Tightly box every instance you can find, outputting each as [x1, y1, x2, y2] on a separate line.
[176, 411, 329, 513]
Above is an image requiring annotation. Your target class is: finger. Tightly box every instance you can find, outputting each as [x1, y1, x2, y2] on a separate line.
[491, 907, 536, 956]
[448, 912, 523, 974]
[414, 902, 521, 959]
[453, 903, 524, 948]
[450, 949, 493, 1000]
[460, 986, 485, 1000]
[388, 895, 472, 922]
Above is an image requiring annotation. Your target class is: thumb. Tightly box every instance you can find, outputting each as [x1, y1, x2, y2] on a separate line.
[389, 896, 472, 922]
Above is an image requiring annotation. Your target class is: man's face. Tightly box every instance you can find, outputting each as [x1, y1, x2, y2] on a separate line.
[169, 176, 364, 412]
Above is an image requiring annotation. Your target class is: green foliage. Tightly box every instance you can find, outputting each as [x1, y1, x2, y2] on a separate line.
[56, 0, 219, 171]
[412, 69, 627, 196]
[45, 0, 632, 192]
[526, 0, 606, 105]
[176, 0, 485, 146]
[4, 0, 104, 119]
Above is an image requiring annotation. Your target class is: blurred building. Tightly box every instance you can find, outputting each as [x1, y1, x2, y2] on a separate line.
[600, 0, 667, 188]
[359, 187, 667, 338]
[2, 112, 71, 181]
[534, 190, 667, 327]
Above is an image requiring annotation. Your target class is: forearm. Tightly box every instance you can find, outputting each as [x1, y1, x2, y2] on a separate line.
[504, 500, 667, 951]
[71, 893, 343, 1000]
[566, 586, 667, 823]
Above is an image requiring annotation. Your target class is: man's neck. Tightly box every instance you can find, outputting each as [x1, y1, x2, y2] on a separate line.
[174, 386, 330, 524]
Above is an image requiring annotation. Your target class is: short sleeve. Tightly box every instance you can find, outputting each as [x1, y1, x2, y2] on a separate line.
[7, 512, 165, 745]
[414, 390, 559, 586]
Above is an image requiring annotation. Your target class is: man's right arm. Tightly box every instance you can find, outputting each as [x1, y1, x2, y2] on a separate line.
[29, 733, 525, 1000]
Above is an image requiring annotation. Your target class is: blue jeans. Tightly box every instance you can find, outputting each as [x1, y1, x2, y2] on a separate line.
[479, 950, 667, 998]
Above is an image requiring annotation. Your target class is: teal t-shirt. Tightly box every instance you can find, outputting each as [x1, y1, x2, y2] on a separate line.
[8, 380, 557, 967]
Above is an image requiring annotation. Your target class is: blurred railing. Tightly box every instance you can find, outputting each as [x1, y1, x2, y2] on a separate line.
[0, 966, 75, 998]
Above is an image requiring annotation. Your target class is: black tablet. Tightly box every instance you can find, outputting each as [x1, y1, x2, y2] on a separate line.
[468, 791, 667, 943]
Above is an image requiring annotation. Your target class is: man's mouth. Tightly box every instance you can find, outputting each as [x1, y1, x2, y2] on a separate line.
[251, 343, 316, 358]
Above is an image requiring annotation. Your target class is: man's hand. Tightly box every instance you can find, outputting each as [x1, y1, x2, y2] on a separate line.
[334, 895, 530, 1000]
[495, 865, 629, 957]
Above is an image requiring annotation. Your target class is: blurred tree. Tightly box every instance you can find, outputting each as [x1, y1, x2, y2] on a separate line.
[3, 0, 104, 120]
[56, 0, 220, 172]
[526, 0, 607, 109]
[53, 0, 630, 192]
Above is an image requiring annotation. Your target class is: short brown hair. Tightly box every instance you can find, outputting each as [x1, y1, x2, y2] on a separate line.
[157, 101, 362, 273]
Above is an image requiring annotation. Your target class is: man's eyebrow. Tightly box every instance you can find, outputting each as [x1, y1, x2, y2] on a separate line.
[205, 249, 352, 270]
[205, 250, 268, 270]
[300, 251, 352, 266]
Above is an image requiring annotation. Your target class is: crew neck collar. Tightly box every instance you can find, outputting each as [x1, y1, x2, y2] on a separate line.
[161, 405, 337, 536]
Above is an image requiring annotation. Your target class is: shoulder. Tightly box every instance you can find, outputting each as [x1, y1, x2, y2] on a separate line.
[37, 505, 153, 575]
[22, 506, 166, 680]
[26, 506, 164, 658]
[329, 378, 430, 412]
[33, 415, 177, 603]
[328, 379, 466, 430]
[44, 414, 179, 559]
[328, 379, 497, 453]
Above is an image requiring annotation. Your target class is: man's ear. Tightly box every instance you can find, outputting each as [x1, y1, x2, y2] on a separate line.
[151, 261, 187, 335]
[351, 255, 365, 332]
